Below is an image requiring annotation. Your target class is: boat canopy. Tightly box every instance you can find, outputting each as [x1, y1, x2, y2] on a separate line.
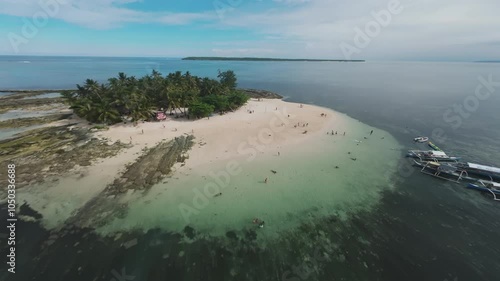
[430, 151, 447, 156]
[467, 163, 500, 174]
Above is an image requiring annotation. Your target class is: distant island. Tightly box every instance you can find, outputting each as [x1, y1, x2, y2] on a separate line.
[182, 57, 365, 62]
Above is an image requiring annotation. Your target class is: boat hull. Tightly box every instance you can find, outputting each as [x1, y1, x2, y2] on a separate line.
[466, 183, 500, 195]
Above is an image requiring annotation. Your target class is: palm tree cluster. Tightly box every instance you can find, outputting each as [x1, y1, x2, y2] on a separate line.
[62, 70, 249, 124]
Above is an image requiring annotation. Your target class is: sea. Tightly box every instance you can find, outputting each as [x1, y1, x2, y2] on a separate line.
[0, 56, 499, 281]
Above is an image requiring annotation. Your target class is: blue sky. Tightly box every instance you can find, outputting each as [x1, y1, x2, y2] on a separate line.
[0, 0, 499, 60]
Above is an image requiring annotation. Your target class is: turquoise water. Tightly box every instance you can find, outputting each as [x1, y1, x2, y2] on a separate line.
[1, 56, 499, 281]
[99, 114, 401, 239]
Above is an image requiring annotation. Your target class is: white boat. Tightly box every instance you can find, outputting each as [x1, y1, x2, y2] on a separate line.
[413, 160, 475, 183]
[407, 150, 460, 162]
[414, 136, 429, 143]
[456, 162, 500, 181]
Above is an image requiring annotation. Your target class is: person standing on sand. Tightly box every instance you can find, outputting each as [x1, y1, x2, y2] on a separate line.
[370, 130, 373, 135]
[265, 178, 268, 183]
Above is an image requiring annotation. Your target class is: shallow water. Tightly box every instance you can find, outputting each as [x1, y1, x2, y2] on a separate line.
[0, 125, 43, 141]
[100, 114, 402, 239]
[0, 109, 62, 121]
[23, 92, 62, 99]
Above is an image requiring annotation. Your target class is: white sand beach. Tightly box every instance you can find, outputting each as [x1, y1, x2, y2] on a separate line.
[15, 98, 402, 237]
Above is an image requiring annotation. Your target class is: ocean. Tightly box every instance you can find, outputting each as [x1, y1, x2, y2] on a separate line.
[0, 56, 499, 281]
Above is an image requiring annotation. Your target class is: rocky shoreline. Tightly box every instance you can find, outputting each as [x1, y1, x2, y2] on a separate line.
[0, 113, 72, 129]
[239, 88, 283, 99]
[0, 125, 127, 189]
[106, 135, 195, 194]
[63, 135, 195, 228]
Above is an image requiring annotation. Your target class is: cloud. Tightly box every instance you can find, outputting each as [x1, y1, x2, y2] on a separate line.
[0, 0, 216, 29]
[1, 0, 499, 59]
[215, 0, 500, 59]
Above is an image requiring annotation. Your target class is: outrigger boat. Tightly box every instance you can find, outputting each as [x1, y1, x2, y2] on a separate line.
[428, 142, 443, 151]
[414, 136, 429, 143]
[455, 162, 500, 181]
[413, 160, 475, 183]
[407, 150, 460, 162]
[466, 180, 500, 201]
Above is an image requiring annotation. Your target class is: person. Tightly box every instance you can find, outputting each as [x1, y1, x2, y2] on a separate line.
[277, 152, 280, 156]
[252, 218, 260, 224]
[370, 130, 374, 135]
[343, 132, 346, 136]
[264, 177, 268, 183]
[141, 129, 144, 134]
[259, 221, 265, 228]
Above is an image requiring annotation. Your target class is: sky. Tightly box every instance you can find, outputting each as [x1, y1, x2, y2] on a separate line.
[0, 0, 499, 61]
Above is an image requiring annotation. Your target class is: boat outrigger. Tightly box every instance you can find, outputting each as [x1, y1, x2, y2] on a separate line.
[466, 181, 500, 201]
[414, 136, 429, 143]
[428, 142, 443, 151]
[407, 150, 460, 162]
[413, 160, 475, 183]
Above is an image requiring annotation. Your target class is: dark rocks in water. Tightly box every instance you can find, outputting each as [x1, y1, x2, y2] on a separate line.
[19, 202, 43, 219]
[106, 135, 195, 193]
[244, 229, 257, 241]
[183, 226, 196, 239]
[0, 113, 72, 129]
[0, 125, 126, 188]
[238, 88, 283, 99]
[226, 231, 238, 240]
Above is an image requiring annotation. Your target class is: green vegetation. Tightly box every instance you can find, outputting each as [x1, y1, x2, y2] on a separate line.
[62, 70, 249, 124]
[182, 57, 365, 62]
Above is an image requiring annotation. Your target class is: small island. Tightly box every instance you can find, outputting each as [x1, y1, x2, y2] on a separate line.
[182, 57, 365, 62]
[62, 70, 249, 123]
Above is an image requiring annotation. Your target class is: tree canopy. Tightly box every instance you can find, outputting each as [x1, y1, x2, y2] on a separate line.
[62, 70, 249, 124]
